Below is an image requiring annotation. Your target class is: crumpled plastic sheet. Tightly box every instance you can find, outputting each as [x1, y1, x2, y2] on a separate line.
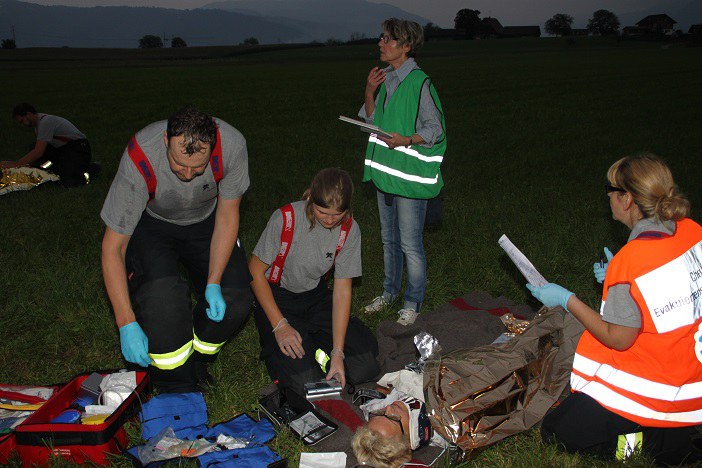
[0, 167, 59, 195]
[405, 331, 443, 374]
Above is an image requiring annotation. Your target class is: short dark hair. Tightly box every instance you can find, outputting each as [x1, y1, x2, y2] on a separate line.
[12, 103, 37, 117]
[382, 18, 424, 58]
[166, 106, 217, 156]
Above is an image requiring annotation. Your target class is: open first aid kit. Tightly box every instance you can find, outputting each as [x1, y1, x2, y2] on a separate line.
[1, 369, 149, 466]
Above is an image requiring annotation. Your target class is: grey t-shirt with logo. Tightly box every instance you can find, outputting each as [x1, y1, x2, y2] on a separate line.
[100, 118, 249, 236]
[36, 114, 86, 148]
[252, 200, 362, 293]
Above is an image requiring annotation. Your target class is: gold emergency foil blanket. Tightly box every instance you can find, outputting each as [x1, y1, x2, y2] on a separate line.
[424, 307, 585, 459]
[0, 167, 59, 195]
[500, 313, 531, 335]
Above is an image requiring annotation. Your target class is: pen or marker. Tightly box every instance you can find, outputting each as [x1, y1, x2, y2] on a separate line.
[599, 252, 605, 269]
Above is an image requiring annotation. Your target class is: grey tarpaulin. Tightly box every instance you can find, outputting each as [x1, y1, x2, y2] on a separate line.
[423, 306, 584, 456]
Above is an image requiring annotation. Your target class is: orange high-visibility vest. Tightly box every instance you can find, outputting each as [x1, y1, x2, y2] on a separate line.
[571, 218, 702, 427]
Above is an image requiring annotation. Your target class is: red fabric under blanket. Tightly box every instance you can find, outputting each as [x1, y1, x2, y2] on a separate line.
[313, 399, 365, 433]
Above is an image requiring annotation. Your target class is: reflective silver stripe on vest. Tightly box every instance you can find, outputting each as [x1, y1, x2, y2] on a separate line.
[363, 159, 439, 185]
[573, 353, 702, 401]
[570, 374, 702, 424]
[368, 135, 444, 163]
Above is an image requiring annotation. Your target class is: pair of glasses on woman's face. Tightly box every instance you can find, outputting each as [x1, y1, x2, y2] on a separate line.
[605, 183, 627, 195]
[378, 33, 395, 44]
[369, 408, 404, 434]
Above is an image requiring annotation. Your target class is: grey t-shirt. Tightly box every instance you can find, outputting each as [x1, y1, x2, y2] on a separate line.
[252, 201, 362, 293]
[100, 118, 249, 236]
[36, 114, 86, 148]
[602, 218, 676, 328]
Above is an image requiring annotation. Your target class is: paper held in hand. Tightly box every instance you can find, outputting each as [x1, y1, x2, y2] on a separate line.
[338, 115, 393, 139]
[498, 234, 548, 287]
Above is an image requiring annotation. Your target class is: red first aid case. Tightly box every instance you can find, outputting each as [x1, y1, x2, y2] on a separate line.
[5, 370, 149, 466]
[0, 384, 60, 464]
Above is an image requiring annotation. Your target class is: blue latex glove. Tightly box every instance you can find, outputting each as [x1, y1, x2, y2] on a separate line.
[526, 283, 575, 311]
[205, 283, 226, 322]
[593, 247, 614, 284]
[118, 322, 151, 367]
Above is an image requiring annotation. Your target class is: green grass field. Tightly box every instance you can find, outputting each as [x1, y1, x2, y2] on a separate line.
[1, 37, 701, 466]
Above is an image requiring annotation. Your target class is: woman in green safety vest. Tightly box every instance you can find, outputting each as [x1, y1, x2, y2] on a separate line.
[359, 18, 447, 326]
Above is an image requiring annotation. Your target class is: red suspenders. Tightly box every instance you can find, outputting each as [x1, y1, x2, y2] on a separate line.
[128, 127, 223, 202]
[267, 204, 353, 285]
[267, 204, 296, 285]
[127, 136, 157, 200]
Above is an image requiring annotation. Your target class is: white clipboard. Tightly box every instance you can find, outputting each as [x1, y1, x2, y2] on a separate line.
[338, 115, 393, 139]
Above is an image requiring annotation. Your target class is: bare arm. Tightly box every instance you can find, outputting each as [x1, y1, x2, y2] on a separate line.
[249, 255, 305, 358]
[208, 197, 241, 284]
[249, 255, 285, 328]
[566, 295, 640, 351]
[101, 227, 134, 328]
[327, 277, 353, 387]
[1, 140, 48, 168]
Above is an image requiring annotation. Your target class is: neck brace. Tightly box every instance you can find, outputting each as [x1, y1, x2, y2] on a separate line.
[403, 400, 433, 450]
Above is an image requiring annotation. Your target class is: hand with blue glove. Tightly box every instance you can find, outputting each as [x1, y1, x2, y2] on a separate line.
[119, 322, 151, 367]
[593, 247, 614, 284]
[526, 283, 575, 311]
[205, 283, 226, 322]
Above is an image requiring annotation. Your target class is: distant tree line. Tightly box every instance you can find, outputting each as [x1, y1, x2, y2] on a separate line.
[2, 38, 16, 49]
[544, 9, 620, 36]
[436, 8, 623, 39]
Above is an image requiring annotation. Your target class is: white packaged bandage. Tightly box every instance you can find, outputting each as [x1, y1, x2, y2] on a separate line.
[99, 371, 137, 408]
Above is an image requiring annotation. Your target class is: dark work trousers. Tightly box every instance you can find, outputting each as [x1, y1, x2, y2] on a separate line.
[541, 392, 700, 465]
[254, 281, 380, 395]
[33, 139, 91, 187]
[126, 211, 253, 393]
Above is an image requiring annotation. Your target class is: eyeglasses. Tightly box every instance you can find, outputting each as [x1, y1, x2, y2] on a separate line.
[605, 183, 627, 194]
[378, 33, 395, 44]
[369, 408, 404, 434]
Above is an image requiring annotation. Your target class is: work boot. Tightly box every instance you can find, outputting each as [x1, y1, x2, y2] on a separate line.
[195, 361, 214, 393]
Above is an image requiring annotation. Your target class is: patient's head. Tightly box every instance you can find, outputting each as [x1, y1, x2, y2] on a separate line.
[352, 401, 412, 468]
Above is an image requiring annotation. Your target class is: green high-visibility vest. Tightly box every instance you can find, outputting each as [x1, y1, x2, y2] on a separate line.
[363, 69, 447, 199]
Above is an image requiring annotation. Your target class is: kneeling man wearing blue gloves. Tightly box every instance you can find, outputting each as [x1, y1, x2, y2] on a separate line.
[100, 106, 253, 392]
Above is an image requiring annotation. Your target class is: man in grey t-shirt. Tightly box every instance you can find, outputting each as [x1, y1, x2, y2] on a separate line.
[3, 103, 93, 186]
[100, 106, 252, 393]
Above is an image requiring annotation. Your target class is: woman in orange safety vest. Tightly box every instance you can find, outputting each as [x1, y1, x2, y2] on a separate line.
[527, 153, 701, 465]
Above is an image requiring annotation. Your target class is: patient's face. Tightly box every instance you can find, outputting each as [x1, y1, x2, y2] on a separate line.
[367, 400, 410, 443]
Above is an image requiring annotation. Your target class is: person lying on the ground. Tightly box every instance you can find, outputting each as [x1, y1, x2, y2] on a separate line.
[2, 103, 93, 187]
[249, 168, 380, 396]
[352, 369, 446, 468]
[527, 153, 702, 465]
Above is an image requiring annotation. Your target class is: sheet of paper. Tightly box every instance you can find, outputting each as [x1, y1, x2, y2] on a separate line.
[498, 234, 548, 287]
[338, 115, 393, 139]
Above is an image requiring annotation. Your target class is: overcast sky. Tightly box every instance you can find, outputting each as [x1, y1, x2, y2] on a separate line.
[25, 0, 673, 28]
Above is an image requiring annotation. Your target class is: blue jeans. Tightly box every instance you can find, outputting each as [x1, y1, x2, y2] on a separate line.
[376, 191, 427, 312]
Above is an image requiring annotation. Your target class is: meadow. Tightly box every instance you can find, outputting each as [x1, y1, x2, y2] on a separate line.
[1, 37, 701, 466]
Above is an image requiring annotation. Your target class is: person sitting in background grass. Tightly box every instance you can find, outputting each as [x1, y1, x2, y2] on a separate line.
[100, 106, 252, 393]
[359, 18, 447, 326]
[249, 168, 380, 395]
[527, 154, 702, 465]
[3, 103, 94, 187]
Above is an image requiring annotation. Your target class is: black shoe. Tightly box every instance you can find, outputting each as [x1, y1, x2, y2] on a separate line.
[195, 361, 214, 392]
[86, 162, 101, 183]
